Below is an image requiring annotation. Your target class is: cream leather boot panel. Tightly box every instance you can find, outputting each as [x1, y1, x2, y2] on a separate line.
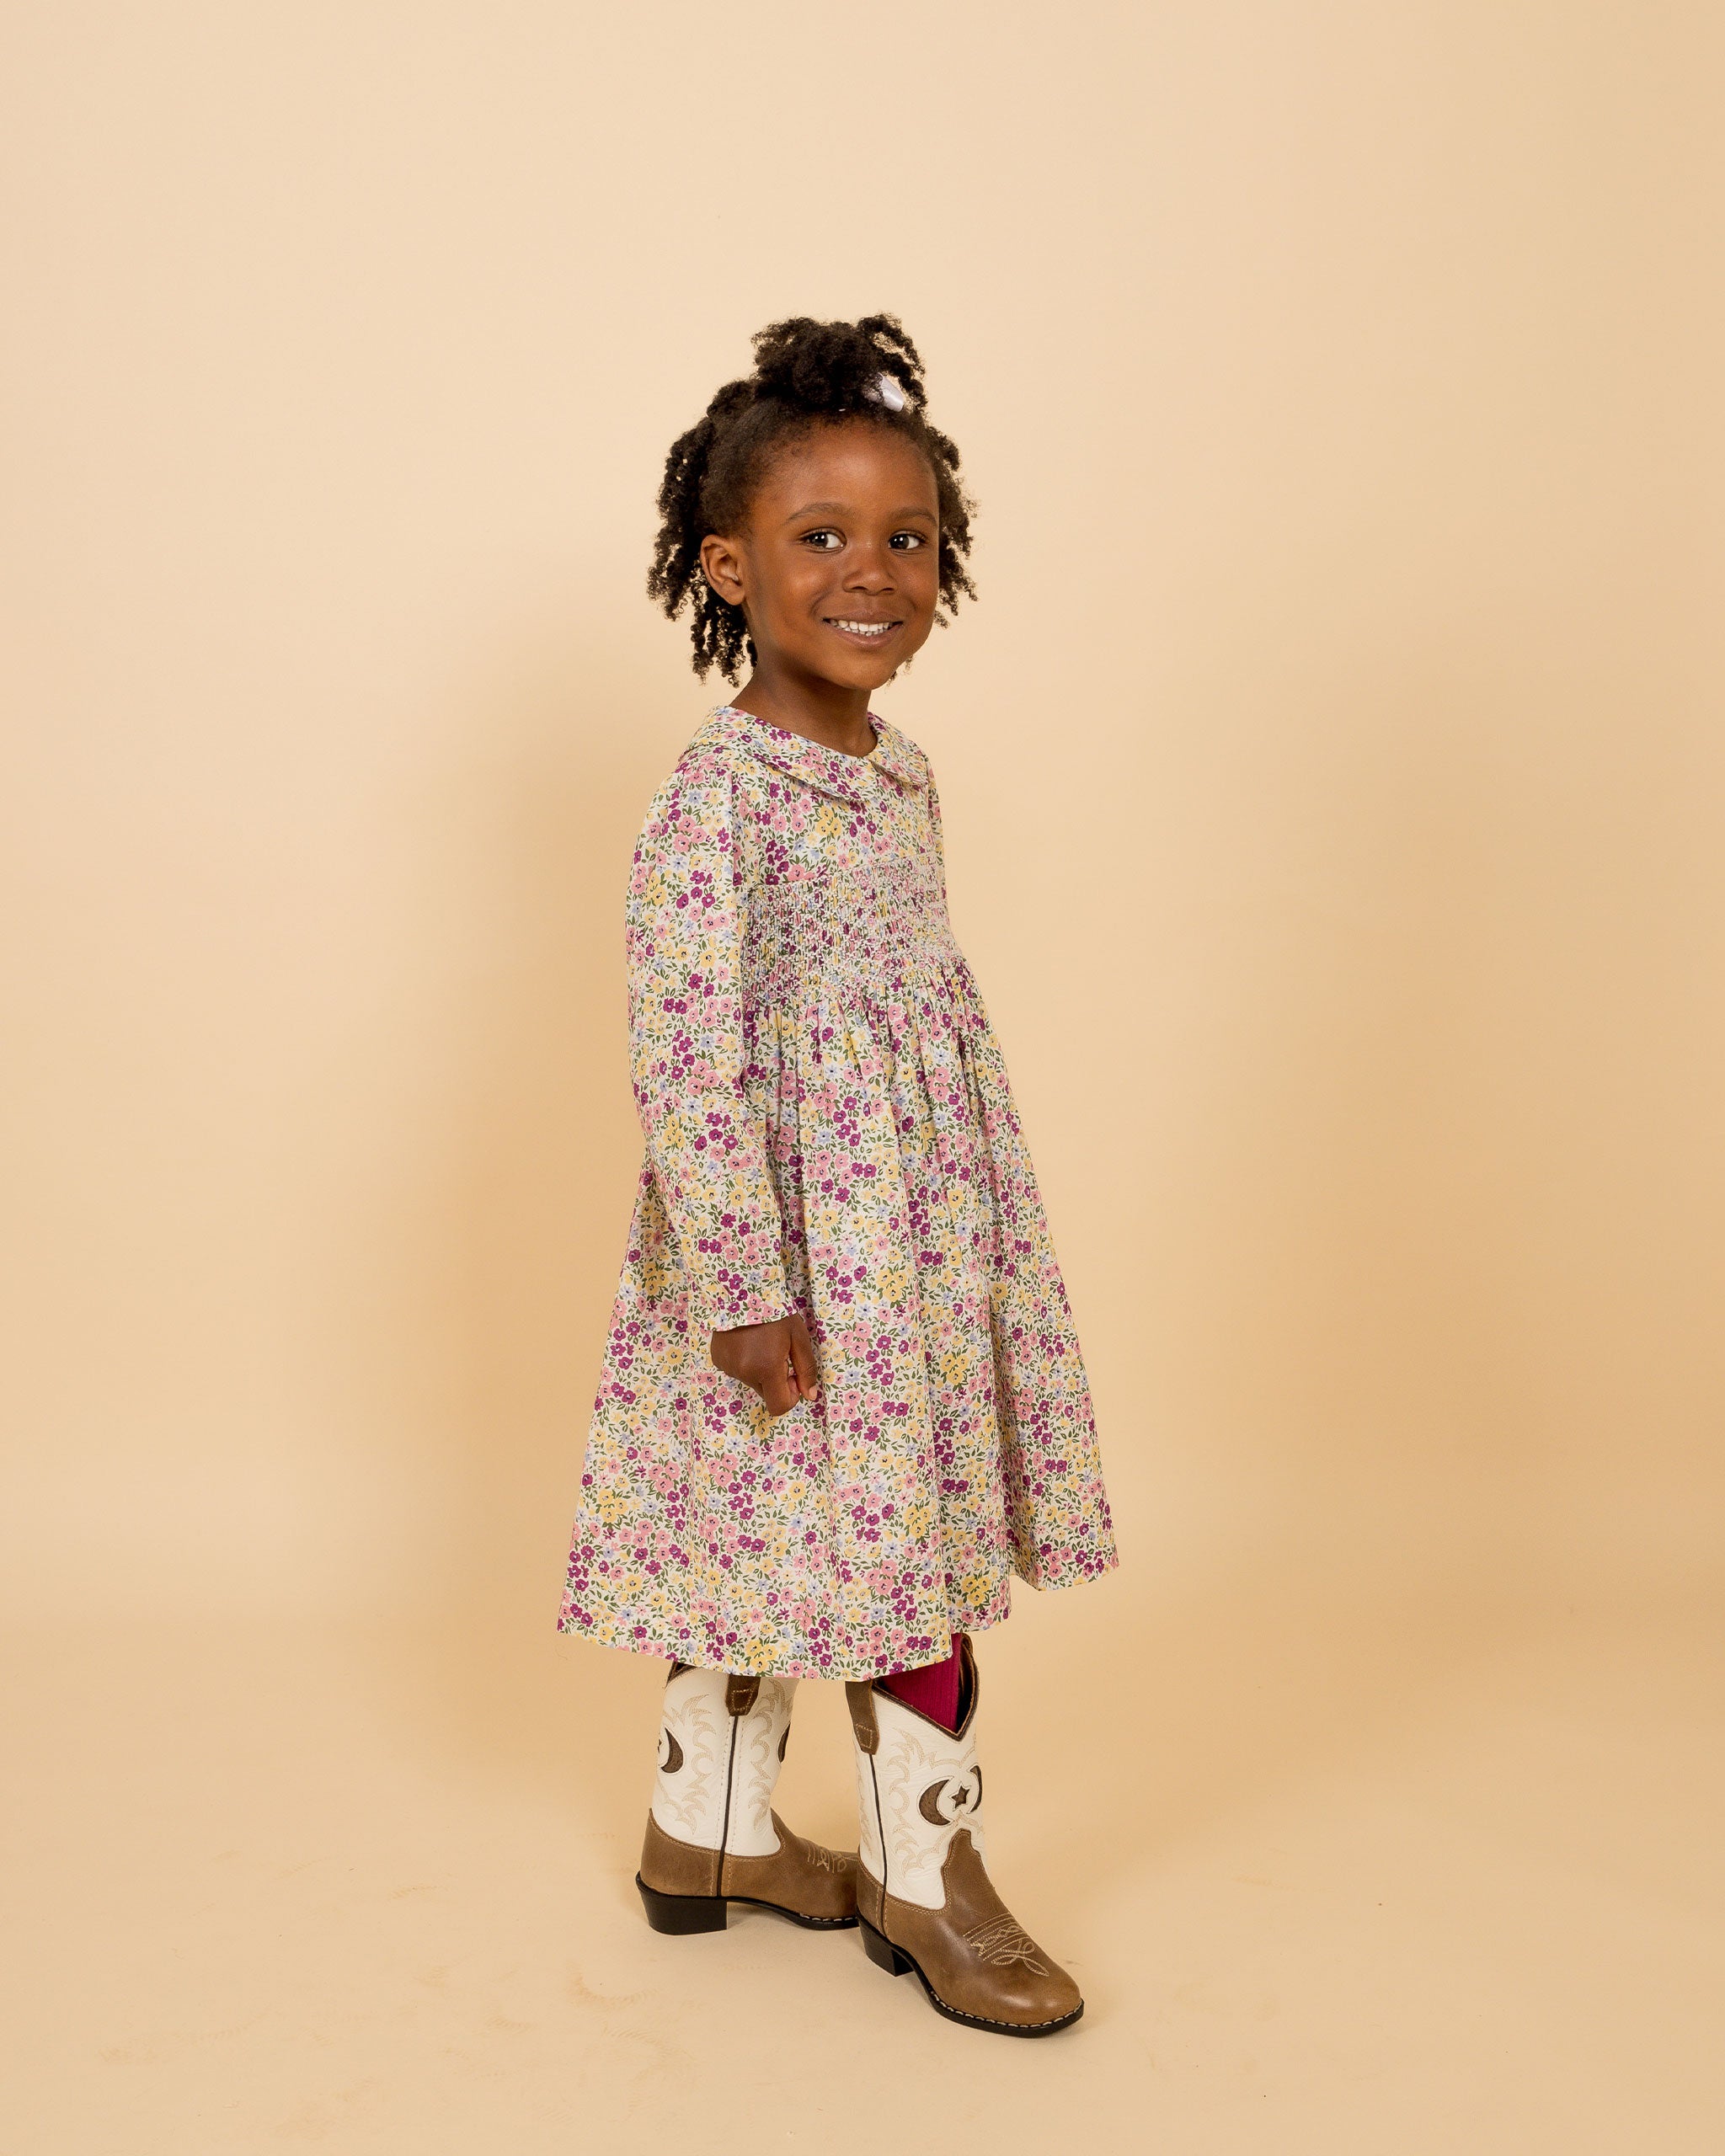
[726, 1675, 794, 1858]
[649, 1666, 730, 1850]
[852, 1686, 989, 1911]
[647, 1666, 795, 1858]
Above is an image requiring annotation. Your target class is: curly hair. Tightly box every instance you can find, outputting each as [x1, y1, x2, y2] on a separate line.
[647, 313, 977, 681]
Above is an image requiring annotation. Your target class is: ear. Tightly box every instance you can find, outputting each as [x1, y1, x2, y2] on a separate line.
[699, 533, 748, 609]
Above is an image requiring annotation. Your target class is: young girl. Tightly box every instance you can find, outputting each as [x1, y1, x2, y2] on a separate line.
[558, 315, 1117, 2036]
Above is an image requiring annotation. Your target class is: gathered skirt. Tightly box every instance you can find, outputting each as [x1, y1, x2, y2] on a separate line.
[557, 948, 1117, 1682]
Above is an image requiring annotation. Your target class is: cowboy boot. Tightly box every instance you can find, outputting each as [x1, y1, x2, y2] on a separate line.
[845, 1636, 1084, 2035]
[636, 1663, 857, 1933]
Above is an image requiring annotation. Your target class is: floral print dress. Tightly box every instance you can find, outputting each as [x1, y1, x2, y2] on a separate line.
[557, 705, 1117, 1681]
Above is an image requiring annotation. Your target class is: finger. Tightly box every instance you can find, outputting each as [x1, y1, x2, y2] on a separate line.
[787, 1315, 820, 1398]
[761, 1363, 800, 1417]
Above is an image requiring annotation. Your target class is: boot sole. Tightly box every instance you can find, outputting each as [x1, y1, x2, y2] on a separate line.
[635, 1874, 857, 1935]
[858, 1913, 1084, 2037]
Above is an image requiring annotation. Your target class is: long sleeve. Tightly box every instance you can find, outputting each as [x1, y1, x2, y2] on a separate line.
[624, 755, 793, 1336]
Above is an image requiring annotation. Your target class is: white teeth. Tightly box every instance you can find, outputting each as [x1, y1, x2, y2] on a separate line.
[831, 620, 894, 636]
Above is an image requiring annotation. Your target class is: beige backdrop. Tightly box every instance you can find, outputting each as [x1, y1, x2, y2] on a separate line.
[3, 3, 1721, 2150]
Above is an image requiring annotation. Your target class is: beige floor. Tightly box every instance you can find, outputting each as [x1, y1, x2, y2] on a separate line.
[6, 1554, 1720, 2154]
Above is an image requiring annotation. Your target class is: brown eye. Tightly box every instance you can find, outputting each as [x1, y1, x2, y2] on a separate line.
[802, 529, 843, 551]
[889, 531, 928, 550]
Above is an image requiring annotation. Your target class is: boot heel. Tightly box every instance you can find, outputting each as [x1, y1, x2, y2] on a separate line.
[636, 1874, 729, 1935]
[859, 1914, 912, 1976]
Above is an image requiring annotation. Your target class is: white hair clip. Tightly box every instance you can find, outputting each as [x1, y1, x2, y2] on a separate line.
[864, 372, 908, 413]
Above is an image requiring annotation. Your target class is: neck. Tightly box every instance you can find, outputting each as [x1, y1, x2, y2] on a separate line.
[728, 664, 877, 757]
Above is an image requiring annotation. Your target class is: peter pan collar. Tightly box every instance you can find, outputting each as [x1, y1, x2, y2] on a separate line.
[690, 704, 931, 805]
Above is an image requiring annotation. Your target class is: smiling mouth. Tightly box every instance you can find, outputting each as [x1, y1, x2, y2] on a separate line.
[825, 617, 902, 639]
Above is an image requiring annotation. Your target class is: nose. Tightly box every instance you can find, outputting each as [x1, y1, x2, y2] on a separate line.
[842, 538, 896, 592]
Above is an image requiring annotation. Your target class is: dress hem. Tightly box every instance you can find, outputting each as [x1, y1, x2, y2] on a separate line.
[553, 1544, 1119, 1682]
[553, 1596, 1017, 1684]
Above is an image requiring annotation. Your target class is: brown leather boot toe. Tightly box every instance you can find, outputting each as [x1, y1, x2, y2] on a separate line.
[857, 1833, 1081, 2032]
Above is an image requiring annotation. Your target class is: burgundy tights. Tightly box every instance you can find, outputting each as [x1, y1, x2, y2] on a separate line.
[879, 1633, 965, 1734]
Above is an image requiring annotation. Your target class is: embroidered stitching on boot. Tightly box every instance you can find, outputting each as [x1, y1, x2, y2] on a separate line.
[961, 1913, 1047, 1972]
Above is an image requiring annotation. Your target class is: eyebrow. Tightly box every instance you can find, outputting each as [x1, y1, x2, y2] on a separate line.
[781, 501, 939, 525]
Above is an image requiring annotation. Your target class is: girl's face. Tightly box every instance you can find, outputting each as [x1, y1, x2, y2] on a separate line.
[700, 422, 943, 694]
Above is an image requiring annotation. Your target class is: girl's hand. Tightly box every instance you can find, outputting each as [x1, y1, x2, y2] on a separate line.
[709, 1312, 820, 1417]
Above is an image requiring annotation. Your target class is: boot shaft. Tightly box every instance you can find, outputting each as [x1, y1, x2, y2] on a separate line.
[846, 1637, 988, 1909]
[650, 1664, 796, 1858]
